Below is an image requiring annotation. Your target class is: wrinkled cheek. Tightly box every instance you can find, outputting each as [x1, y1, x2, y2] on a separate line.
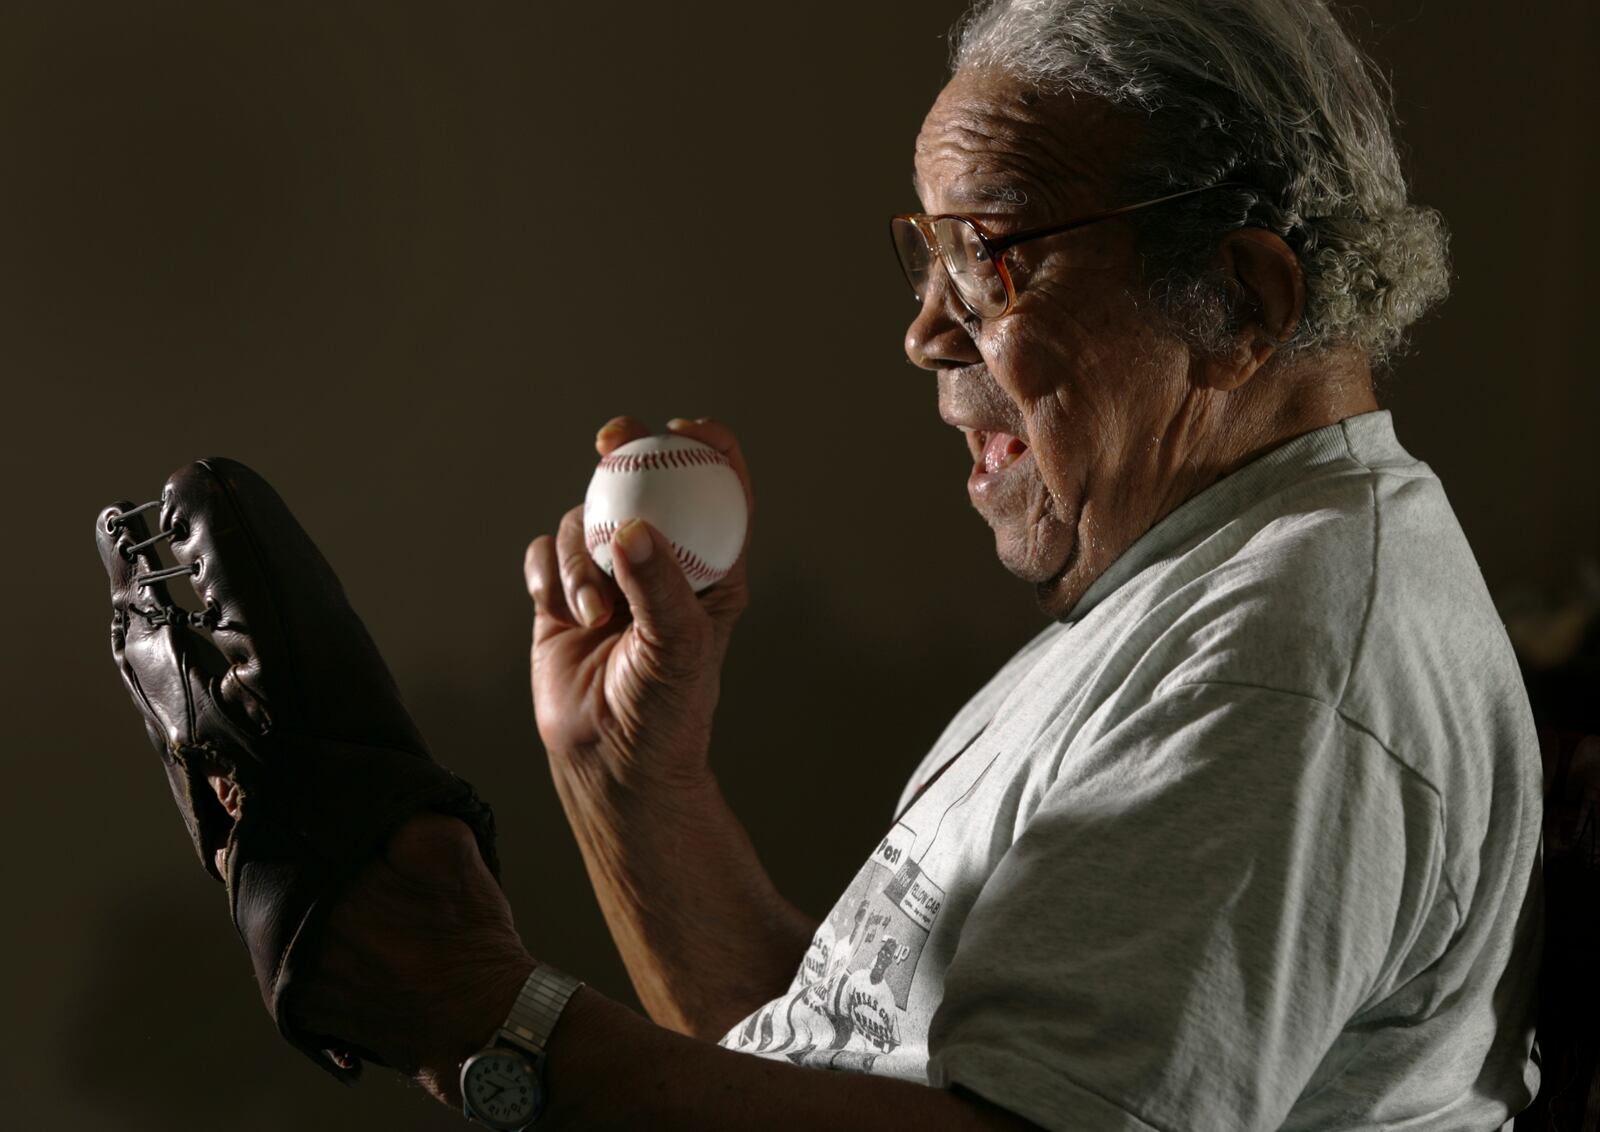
[1028, 413, 1076, 497]
[982, 324, 1060, 404]
[1028, 477, 1077, 555]
[1026, 443, 1086, 560]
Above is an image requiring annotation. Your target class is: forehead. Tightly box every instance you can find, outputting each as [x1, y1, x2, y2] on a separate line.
[912, 67, 1140, 212]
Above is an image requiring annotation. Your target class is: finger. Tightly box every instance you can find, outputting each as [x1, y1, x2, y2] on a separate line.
[609, 519, 706, 672]
[204, 767, 241, 875]
[595, 415, 652, 457]
[557, 503, 618, 629]
[525, 534, 577, 630]
[663, 416, 756, 520]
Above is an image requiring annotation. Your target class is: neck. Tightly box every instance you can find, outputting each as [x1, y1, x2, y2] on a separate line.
[1035, 346, 1379, 622]
[1213, 346, 1377, 478]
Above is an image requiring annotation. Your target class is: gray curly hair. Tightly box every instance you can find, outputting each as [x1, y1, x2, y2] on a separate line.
[952, 0, 1452, 367]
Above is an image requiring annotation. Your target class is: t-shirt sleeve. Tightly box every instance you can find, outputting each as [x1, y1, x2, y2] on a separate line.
[926, 680, 1448, 1132]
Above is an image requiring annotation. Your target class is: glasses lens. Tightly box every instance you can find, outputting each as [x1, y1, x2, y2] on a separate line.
[930, 218, 1008, 318]
[890, 217, 932, 301]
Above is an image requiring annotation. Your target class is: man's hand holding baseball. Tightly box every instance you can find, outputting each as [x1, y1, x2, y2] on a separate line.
[523, 414, 753, 793]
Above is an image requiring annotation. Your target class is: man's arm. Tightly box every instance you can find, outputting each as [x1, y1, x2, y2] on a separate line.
[546, 757, 817, 1039]
[535, 985, 1045, 1131]
[526, 415, 815, 1037]
[294, 815, 1044, 1131]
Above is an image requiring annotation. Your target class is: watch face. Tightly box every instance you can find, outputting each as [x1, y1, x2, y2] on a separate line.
[461, 1048, 541, 1130]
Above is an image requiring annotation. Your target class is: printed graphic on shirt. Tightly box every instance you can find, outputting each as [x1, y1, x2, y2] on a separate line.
[722, 730, 1003, 1073]
[726, 820, 947, 1070]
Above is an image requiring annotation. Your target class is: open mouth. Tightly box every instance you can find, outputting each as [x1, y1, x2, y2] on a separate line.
[972, 430, 1029, 475]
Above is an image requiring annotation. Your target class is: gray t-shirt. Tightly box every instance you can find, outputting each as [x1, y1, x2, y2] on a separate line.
[719, 410, 1543, 1131]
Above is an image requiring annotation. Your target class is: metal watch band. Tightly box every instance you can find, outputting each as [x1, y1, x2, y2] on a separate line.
[499, 964, 584, 1058]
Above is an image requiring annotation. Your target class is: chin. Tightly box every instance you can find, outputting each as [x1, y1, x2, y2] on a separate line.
[992, 521, 1083, 619]
[977, 467, 1099, 615]
[989, 500, 1069, 575]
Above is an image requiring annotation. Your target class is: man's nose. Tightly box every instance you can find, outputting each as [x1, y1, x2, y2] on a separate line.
[903, 273, 983, 372]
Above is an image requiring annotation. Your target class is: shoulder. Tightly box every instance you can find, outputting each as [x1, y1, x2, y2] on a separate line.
[1156, 458, 1495, 706]
[1129, 457, 1537, 826]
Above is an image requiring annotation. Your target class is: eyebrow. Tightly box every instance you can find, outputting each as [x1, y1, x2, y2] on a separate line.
[910, 172, 1036, 210]
[967, 183, 1033, 206]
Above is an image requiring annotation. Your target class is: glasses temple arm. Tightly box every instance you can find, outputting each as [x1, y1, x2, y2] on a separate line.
[987, 182, 1252, 255]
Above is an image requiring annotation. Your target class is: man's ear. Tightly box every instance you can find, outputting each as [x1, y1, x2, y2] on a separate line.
[1193, 227, 1306, 392]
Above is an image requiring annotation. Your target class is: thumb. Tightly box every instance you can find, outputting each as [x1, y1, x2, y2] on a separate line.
[609, 519, 708, 665]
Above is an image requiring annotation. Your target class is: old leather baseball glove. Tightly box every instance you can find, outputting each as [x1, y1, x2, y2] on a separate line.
[95, 457, 499, 1082]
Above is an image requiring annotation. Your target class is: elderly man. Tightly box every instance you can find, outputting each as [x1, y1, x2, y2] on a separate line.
[101, 0, 1545, 1129]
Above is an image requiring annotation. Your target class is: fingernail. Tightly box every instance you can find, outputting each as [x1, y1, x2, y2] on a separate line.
[666, 418, 694, 431]
[575, 585, 607, 627]
[616, 519, 653, 565]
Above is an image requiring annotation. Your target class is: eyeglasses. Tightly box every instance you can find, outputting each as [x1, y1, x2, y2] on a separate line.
[890, 183, 1248, 320]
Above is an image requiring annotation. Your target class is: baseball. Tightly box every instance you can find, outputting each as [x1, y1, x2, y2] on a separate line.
[584, 435, 748, 593]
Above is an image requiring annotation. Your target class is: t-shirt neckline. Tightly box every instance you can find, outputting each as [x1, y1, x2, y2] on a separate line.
[1061, 409, 1407, 625]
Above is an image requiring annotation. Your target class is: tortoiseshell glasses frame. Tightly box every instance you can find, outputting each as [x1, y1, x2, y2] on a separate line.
[890, 182, 1249, 320]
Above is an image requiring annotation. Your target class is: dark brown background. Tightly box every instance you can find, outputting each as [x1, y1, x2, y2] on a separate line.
[1, 1, 1594, 1128]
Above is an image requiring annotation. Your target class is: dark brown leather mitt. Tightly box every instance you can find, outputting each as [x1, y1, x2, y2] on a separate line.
[96, 457, 499, 1083]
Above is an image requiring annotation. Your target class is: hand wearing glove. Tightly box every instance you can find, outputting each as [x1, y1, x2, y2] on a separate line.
[95, 458, 515, 1086]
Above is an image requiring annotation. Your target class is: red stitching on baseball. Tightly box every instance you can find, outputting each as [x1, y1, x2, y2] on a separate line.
[670, 541, 725, 583]
[585, 520, 619, 555]
[597, 447, 731, 474]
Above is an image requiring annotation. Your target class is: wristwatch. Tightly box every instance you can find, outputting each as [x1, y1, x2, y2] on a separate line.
[459, 964, 584, 1130]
